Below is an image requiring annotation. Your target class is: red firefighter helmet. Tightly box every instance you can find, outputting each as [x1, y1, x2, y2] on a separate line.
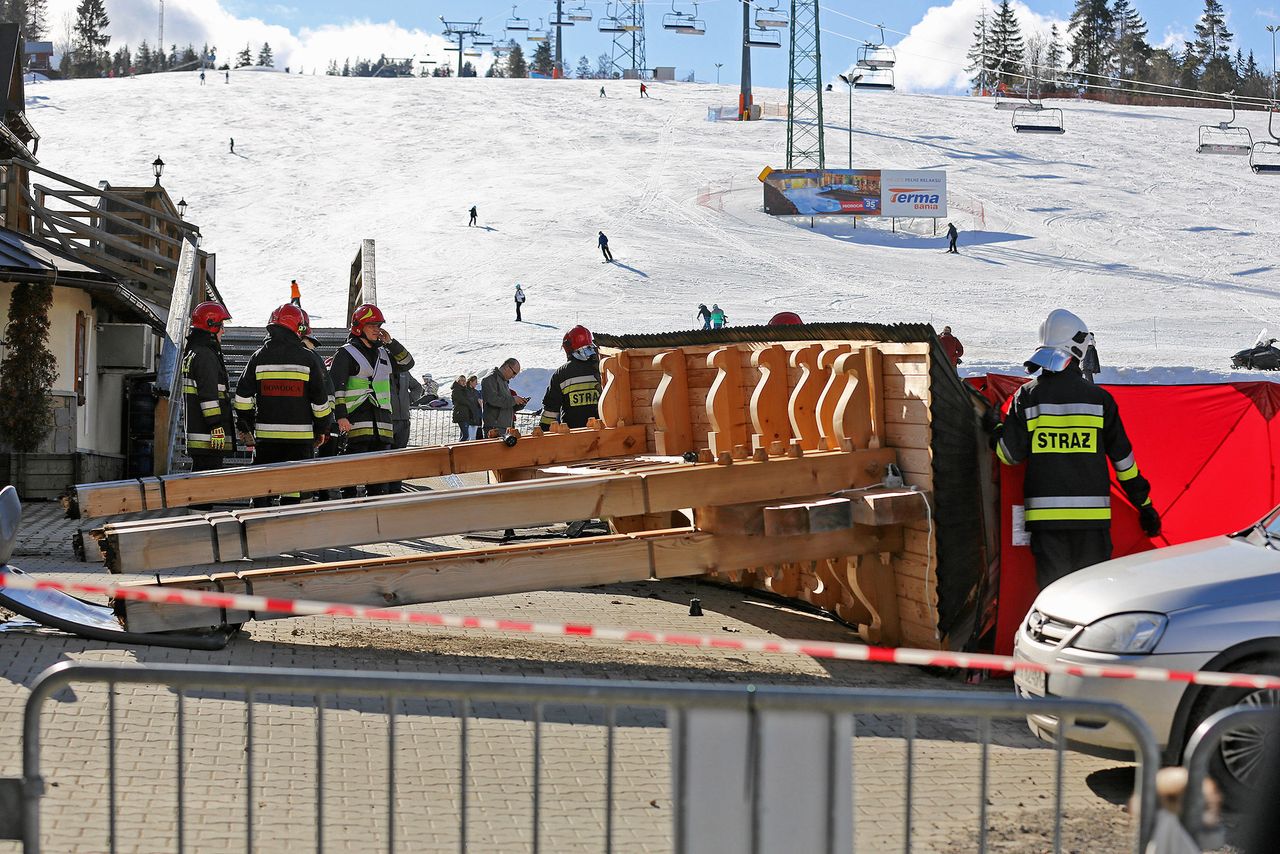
[268, 303, 308, 338]
[190, 301, 232, 331]
[350, 303, 386, 335]
[768, 311, 804, 326]
[562, 324, 597, 360]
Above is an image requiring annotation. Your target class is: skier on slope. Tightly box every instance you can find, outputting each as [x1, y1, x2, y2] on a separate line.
[539, 325, 602, 430]
[599, 86, 606, 98]
[710, 304, 727, 329]
[598, 231, 613, 262]
[469, 205, 478, 227]
[640, 82, 649, 99]
[696, 304, 712, 330]
[946, 222, 959, 254]
[514, 283, 526, 321]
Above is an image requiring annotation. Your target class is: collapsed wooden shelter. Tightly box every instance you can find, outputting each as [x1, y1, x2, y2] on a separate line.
[72, 322, 994, 651]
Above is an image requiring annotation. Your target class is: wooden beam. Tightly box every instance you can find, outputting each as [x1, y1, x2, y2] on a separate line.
[102, 448, 899, 573]
[75, 425, 647, 518]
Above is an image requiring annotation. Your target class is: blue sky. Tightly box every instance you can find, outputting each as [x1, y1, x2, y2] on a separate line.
[79, 1, 1280, 91]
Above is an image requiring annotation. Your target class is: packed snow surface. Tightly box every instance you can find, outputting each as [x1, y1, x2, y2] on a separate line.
[25, 72, 1280, 384]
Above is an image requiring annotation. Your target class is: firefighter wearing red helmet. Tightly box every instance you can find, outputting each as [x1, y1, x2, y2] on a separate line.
[182, 302, 235, 483]
[232, 303, 334, 506]
[538, 325, 601, 430]
[328, 302, 415, 497]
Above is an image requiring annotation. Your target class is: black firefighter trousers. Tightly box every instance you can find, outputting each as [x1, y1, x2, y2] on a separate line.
[250, 441, 315, 507]
[1030, 528, 1112, 591]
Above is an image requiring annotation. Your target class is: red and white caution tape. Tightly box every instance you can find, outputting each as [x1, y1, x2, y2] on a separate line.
[3, 570, 1278, 692]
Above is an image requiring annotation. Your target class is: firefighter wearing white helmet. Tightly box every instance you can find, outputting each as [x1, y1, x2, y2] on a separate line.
[539, 325, 601, 430]
[991, 309, 1161, 589]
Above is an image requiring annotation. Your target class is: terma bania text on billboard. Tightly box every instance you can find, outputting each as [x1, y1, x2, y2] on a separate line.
[761, 168, 948, 218]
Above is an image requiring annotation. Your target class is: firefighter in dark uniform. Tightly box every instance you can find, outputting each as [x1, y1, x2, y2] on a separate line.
[182, 302, 235, 474]
[992, 309, 1161, 590]
[233, 304, 334, 507]
[329, 303, 415, 498]
[539, 325, 602, 430]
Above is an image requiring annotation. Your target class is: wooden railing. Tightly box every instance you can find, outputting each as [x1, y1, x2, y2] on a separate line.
[0, 159, 206, 301]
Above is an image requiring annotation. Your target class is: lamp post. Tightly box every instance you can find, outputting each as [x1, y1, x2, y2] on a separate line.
[177, 198, 187, 219]
[838, 73, 861, 169]
[1268, 25, 1279, 102]
[151, 155, 164, 185]
[715, 62, 722, 84]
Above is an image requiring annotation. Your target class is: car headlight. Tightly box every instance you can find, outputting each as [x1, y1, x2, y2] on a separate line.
[1072, 612, 1167, 654]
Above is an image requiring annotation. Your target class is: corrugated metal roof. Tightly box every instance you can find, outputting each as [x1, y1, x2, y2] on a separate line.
[594, 321, 937, 350]
[0, 227, 111, 277]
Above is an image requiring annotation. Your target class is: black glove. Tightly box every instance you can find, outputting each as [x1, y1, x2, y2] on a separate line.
[1139, 504, 1161, 538]
[980, 408, 1003, 451]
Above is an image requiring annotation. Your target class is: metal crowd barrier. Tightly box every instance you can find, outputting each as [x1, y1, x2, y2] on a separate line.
[1, 662, 1158, 853]
[1179, 705, 1278, 844]
[407, 408, 542, 449]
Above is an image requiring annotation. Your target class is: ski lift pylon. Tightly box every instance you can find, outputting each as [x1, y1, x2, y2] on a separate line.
[1250, 105, 1280, 175]
[1197, 94, 1255, 155]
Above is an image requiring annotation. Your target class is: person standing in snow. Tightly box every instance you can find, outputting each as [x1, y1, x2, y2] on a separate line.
[468, 205, 478, 227]
[640, 82, 649, 98]
[514, 283, 526, 321]
[988, 309, 1160, 590]
[696, 304, 712, 330]
[946, 222, 959, 254]
[598, 231, 613, 262]
[225, 70, 230, 83]
[599, 85, 606, 98]
[199, 70, 206, 85]
[938, 325, 964, 367]
[229, 138, 235, 154]
[710, 304, 727, 329]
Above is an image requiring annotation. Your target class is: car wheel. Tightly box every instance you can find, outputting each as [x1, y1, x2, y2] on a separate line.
[1186, 658, 1280, 803]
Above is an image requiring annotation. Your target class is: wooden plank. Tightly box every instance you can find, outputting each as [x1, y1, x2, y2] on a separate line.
[884, 398, 929, 425]
[651, 526, 904, 579]
[787, 344, 824, 451]
[883, 356, 929, 376]
[122, 530, 689, 633]
[653, 350, 694, 456]
[885, 422, 931, 450]
[849, 490, 930, 526]
[749, 345, 791, 451]
[883, 374, 931, 400]
[705, 347, 748, 457]
[78, 426, 646, 518]
[599, 352, 634, 427]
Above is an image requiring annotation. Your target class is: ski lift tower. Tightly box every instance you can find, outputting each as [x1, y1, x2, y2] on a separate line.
[610, 2, 646, 79]
[787, 0, 824, 168]
[440, 16, 483, 78]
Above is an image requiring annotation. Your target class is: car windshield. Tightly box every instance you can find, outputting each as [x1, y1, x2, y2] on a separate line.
[1265, 505, 1280, 536]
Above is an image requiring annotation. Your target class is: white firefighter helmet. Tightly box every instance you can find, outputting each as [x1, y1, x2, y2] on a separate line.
[1026, 309, 1094, 373]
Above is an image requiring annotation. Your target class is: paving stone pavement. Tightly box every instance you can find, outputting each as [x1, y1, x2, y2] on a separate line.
[0, 498, 1149, 853]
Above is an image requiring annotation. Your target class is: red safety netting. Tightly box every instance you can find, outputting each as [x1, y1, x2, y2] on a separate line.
[969, 375, 1280, 654]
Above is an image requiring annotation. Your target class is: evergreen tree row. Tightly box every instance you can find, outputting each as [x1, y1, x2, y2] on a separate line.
[967, 0, 1275, 103]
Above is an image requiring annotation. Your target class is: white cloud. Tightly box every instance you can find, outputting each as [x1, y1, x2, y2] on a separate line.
[832, 0, 1067, 94]
[1156, 27, 1191, 51]
[46, 0, 490, 74]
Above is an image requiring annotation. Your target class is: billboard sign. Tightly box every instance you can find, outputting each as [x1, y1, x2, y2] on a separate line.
[761, 168, 947, 218]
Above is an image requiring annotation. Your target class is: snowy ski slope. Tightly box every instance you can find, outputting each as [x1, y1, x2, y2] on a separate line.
[24, 71, 1280, 383]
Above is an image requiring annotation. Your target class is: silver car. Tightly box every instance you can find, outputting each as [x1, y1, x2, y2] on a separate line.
[1013, 506, 1280, 799]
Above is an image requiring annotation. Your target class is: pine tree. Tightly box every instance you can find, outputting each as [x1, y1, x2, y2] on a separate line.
[236, 43, 252, 68]
[575, 54, 591, 79]
[72, 0, 110, 77]
[989, 1, 1024, 88]
[256, 42, 273, 67]
[1111, 0, 1150, 81]
[1193, 0, 1232, 62]
[965, 8, 992, 94]
[505, 43, 528, 78]
[1066, 0, 1113, 84]
[595, 52, 612, 79]
[341, 58, 351, 76]
[1046, 24, 1064, 89]
[461, 60, 476, 77]
[26, 0, 46, 39]
[326, 59, 339, 75]
[531, 40, 552, 76]
[136, 40, 152, 73]
[0, 283, 58, 453]
[1239, 50, 1267, 99]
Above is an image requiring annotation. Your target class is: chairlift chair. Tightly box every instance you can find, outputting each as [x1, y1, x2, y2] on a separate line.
[755, 2, 788, 28]
[855, 25, 895, 70]
[745, 26, 782, 48]
[671, 3, 706, 35]
[993, 89, 1024, 110]
[463, 47, 481, 57]
[853, 68, 895, 91]
[1250, 106, 1280, 175]
[1012, 106, 1065, 134]
[663, 1, 692, 30]
[527, 20, 549, 41]
[568, 4, 593, 22]
[1197, 95, 1254, 155]
[473, 33, 495, 47]
[506, 5, 531, 30]
[550, 9, 575, 27]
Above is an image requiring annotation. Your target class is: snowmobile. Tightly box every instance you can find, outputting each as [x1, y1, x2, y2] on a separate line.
[1231, 330, 1280, 370]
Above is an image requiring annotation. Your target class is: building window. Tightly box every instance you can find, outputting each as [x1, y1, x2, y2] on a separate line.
[74, 311, 87, 406]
